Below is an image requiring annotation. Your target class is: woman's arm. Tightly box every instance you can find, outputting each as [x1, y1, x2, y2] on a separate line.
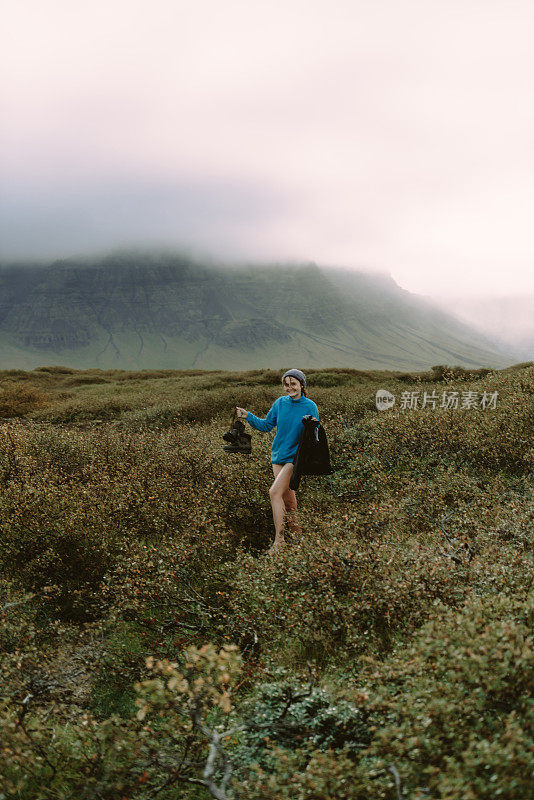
[236, 400, 278, 432]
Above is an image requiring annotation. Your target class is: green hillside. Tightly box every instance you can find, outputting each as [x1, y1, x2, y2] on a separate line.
[0, 252, 513, 370]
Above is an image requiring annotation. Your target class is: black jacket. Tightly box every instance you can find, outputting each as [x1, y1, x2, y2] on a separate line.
[289, 415, 333, 490]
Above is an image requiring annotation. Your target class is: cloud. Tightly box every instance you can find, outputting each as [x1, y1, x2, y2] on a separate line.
[0, 175, 292, 259]
[1, 1, 534, 294]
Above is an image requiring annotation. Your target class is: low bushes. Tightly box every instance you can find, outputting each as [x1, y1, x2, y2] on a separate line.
[0, 364, 532, 799]
[0, 487, 118, 621]
[229, 536, 469, 664]
[229, 679, 371, 774]
[359, 593, 534, 800]
[0, 382, 49, 417]
[306, 372, 354, 387]
[4, 594, 530, 800]
[239, 593, 534, 800]
[338, 387, 533, 475]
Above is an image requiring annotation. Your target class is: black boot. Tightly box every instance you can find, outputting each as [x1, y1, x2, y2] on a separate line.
[222, 418, 252, 454]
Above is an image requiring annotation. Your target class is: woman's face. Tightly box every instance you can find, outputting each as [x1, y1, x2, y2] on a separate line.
[282, 376, 302, 398]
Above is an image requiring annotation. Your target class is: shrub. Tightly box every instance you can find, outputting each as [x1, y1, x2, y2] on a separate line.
[338, 387, 533, 475]
[0, 491, 117, 621]
[238, 594, 534, 800]
[0, 383, 49, 417]
[430, 364, 493, 382]
[33, 365, 76, 374]
[22, 426, 94, 476]
[63, 375, 111, 386]
[230, 678, 370, 777]
[118, 404, 181, 429]
[306, 372, 353, 387]
[31, 397, 134, 423]
[360, 593, 534, 799]
[229, 536, 468, 664]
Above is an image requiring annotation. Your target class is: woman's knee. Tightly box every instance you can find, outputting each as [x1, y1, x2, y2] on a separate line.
[270, 484, 293, 504]
[269, 483, 283, 501]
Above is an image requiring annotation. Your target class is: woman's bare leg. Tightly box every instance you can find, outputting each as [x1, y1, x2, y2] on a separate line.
[268, 463, 295, 551]
[283, 486, 302, 535]
[271, 465, 302, 535]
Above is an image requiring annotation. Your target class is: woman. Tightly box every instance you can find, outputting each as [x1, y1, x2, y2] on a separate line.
[236, 368, 319, 554]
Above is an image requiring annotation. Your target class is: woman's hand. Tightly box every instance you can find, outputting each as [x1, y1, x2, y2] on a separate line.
[235, 406, 248, 420]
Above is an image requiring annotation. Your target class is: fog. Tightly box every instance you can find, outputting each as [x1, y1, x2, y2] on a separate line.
[429, 293, 534, 355]
[2, 0, 534, 306]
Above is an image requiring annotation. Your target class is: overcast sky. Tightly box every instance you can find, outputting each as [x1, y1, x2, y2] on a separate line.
[1, 0, 533, 298]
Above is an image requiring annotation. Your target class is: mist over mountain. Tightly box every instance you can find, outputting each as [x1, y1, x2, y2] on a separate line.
[429, 294, 534, 362]
[0, 252, 514, 371]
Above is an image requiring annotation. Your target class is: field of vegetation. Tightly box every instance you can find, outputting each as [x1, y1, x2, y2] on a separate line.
[0, 362, 532, 799]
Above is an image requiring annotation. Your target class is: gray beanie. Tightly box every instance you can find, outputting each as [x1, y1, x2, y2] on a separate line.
[282, 368, 306, 387]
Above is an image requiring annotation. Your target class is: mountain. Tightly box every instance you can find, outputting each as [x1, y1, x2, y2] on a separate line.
[0, 252, 514, 370]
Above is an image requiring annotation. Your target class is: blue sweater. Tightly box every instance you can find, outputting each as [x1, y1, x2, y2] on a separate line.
[246, 395, 320, 464]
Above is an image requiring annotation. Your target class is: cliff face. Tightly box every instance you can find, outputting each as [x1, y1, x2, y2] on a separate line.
[0, 253, 513, 370]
